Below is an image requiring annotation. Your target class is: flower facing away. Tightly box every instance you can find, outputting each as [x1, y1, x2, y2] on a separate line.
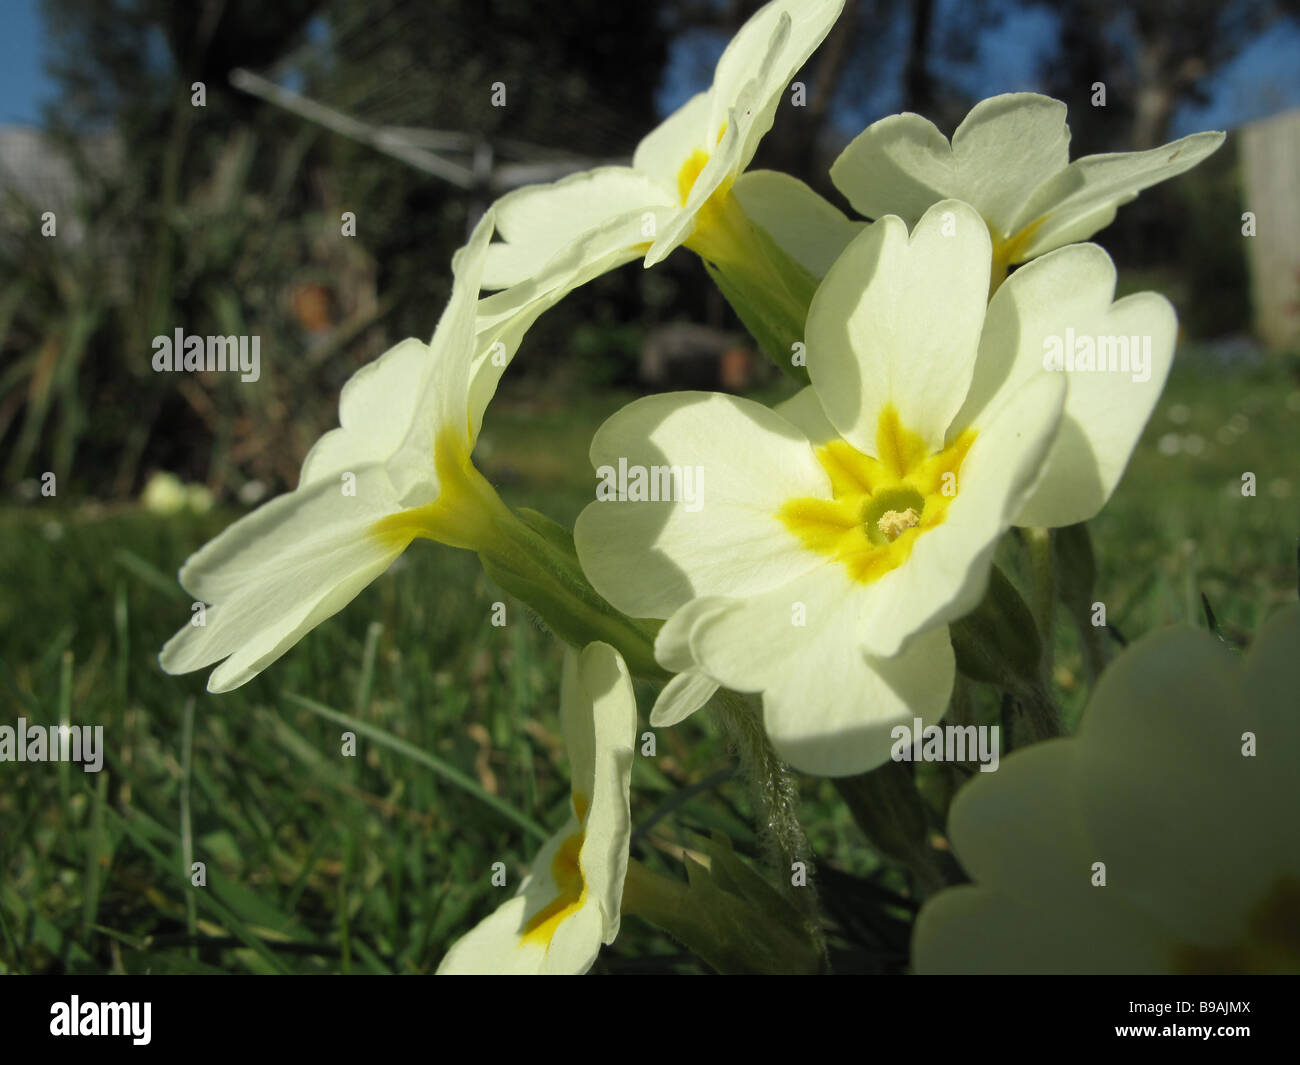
[574, 199, 1177, 776]
[160, 211, 534, 692]
[913, 604, 1300, 974]
[830, 92, 1224, 287]
[438, 642, 637, 975]
[478, 0, 845, 350]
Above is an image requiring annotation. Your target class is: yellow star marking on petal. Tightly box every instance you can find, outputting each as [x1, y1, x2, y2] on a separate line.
[369, 428, 505, 554]
[1174, 876, 1300, 974]
[778, 405, 976, 585]
[988, 215, 1048, 296]
[676, 123, 730, 207]
[572, 791, 590, 823]
[677, 147, 711, 208]
[677, 125, 752, 266]
[520, 832, 587, 949]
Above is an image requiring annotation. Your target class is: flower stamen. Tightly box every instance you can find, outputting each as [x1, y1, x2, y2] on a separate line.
[877, 507, 921, 542]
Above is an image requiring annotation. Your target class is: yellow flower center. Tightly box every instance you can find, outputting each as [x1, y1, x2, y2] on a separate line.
[877, 507, 921, 542]
[778, 405, 977, 585]
[676, 127, 750, 266]
[1173, 876, 1300, 974]
[369, 427, 506, 554]
[520, 791, 591, 950]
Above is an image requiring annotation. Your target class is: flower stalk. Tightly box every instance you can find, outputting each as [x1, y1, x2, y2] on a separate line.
[621, 848, 822, 974]
[689, 191, 817, 384]
[471, 492, 667, 680]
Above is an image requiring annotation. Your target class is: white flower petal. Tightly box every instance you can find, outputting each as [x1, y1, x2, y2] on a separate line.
[951, 242, 1176, 527]
[574, 391, 830, 618]
[682, 567, 955, 776]
[632, 91, 712, 197]
[566, 642, 638, 936]
[732, 169, 864, 279]
[941, 734, 1197, 952]
[644, 0, 844, 266]
[653, 603, 706, 674]
[920, 720, 1176, 974]
[830, 94, 1068, 236]
[1012, 130, 1226, 259]
[429, 213, 496, 453]
[435, 896, 547, 975]
[773, 386, 838, 447]
[918, 606, 1300, 973]
[303, 214, 493, 490]
[805, 200, 990, 454]
[833, 96, 1221, 265]
[646, 120, 746, 266]
[435, 826, 605, 975]
[829, 111, 953, 224]
[710, 0, 845, 171]
[299, 338, 436, 491]
[1244, 605, 1300, 878]
[945, 739, 1097, 901]
[649, 670, 720, 729]
[472, 206, 669, 439]
[159, 478, 406, 691]
[480, 167, 672, 290]
[649, 605, 728, 727]
[1069, 626, 1278, 945]
[764, 622, 953, 777]
[914, 884, 1171, 975]
[438, 643, 636, 975]
[858, 372, 1065, 657]
[944, 93, 1071, 235]
[161, 214, 498, 692]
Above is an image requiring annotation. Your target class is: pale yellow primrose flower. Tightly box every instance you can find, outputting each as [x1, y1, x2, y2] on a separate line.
[575, 200, 1177, 776]
[728, 168, 864, 280]
[140, 471, 190, 516]
[478, 0, 844, 295]
[160, 213, 525, 692]
[830, 92, 1224, 284]
[438, 642, 637, 975]
[914, 604, 1300, 974]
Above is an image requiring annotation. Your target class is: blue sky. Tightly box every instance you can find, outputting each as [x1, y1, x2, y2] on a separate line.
[656, 1, 1300, 137]
[0, 0, 48, 124]
[3, 0, 1299, 135]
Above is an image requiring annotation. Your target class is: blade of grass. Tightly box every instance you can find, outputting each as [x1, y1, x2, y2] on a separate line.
[355, 621, 382, 715]
[57, 650, 72, 808]
[81, 771, 108, 941]
[283, 691, 548, 842]
[114, 548, 186, 599]
[113, 582, 129, 711]
[100, 803, 290, 974]
[179, 697, 197, 959]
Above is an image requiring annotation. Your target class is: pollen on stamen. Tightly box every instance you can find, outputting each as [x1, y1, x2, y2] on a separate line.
[877, 507, 921, 542]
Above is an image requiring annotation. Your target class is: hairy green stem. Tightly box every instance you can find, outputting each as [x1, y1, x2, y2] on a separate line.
[707, 691, 816, 907]
[690, 190, 817, 384]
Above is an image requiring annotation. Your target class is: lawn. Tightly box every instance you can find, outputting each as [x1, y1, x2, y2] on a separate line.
[1, 345, 1296, 974]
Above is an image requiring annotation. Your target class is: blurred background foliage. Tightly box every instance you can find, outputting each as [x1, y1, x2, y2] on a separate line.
[1, 0, 1298, 974]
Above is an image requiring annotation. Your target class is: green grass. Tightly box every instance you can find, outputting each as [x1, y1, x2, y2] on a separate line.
[1, 350, 1297, 974]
